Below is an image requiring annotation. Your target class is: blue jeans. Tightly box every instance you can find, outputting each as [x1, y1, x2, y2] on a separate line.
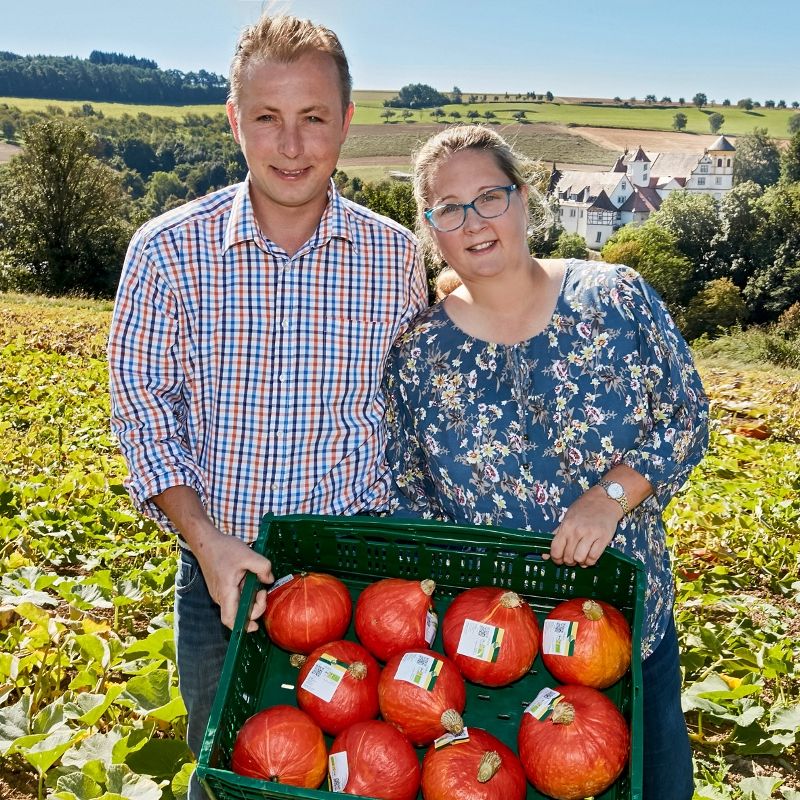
[174, 548, 230, 800]
[642, 614, 694, 800]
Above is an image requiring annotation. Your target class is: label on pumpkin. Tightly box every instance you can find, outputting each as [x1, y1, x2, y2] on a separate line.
[267, 573, 294, 593]
[425, 610, 438, 646]
[328, 751, 349, 792]
[434, 727, 471, 749]
[456, 619, 504, 662]
[524, 687, 564, 721]
[300, 652, 348, 703]
[394, 651, 443, 691]
[542, 619, 579, 656]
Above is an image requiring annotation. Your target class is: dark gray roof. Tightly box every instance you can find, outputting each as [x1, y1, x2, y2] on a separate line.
[709, 135, 736, 152]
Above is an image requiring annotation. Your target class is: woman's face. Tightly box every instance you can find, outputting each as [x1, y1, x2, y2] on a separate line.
[426, 149, 529, 282]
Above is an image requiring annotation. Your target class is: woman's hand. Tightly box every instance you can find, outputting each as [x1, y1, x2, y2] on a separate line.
[546, 486, 624, 567]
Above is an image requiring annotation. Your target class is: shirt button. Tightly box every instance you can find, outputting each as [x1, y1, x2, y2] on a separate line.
[523, 434, 530, 441]
[271, 483, 279, 491]
[281, 318, 289, 329]
[279, 374, 286, 382]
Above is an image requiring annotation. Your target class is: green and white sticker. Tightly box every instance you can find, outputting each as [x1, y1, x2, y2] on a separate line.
[434, 727, 471, 749]
[394, 652, 443, 691]
[525, 687, 564, 721]
[456, 619, 504, 662]
[301, 653, 348, 703]
[328, 751, 349, 792]
[542, 619, 579, 656]
[425, 610, 438, 646]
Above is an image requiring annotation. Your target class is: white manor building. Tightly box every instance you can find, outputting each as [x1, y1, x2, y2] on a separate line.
[550, 135, 736, 248]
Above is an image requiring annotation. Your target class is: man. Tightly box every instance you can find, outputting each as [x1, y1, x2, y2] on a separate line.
[107, 14, 427, 798]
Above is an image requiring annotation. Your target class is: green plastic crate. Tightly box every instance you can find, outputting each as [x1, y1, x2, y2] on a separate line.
[197, 514, 645, 800]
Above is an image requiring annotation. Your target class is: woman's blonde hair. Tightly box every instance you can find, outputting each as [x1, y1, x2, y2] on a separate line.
[229, 14, 352, 113]
[412, 125, 551, 261]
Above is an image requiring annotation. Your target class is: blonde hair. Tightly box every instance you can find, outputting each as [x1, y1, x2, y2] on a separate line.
[229, 14, 352, 113]
[434, 267, 462, 300]
[412, 125, 551, 260]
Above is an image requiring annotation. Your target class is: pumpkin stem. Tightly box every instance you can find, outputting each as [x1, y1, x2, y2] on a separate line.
[477, 751, 502, 783]
[440, 709, 464, 735]
[289, 654, 307, 669]
[499, 591, 522, 609]
[347, 661, 367, 680]
[551, 701, 576, 725]
[582, 599, 604, 621]
[420, 579, 436, 596]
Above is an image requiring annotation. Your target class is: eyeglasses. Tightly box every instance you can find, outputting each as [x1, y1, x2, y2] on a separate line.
[424, 184, 518, 232]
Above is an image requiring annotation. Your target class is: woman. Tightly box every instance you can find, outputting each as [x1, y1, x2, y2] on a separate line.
[384, 125, 708, 800]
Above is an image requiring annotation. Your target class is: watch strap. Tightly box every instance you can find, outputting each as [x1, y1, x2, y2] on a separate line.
[598, 479, 630, 515]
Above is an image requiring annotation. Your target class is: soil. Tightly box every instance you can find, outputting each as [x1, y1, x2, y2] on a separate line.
[0, 142, 21, 164]
[575, 126, 737, 153]
[0, 759, 37, 800]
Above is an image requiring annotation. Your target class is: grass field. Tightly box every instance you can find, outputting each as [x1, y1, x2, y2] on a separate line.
[2, 93, 797, 138]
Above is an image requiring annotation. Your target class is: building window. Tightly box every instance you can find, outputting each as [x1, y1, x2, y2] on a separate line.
[715, 177, 722, 185]
[596, 231, 602, 243]
[700, 164, 709, 173]
[570, 209, 576, 217]
[697, 177, 706, 186]
[621, 183, 626, 189]
[727, 158, 731, 167]
[579, 210, 584, 218]
[717, 158, 722, 167]
[617, 197, 624, 204]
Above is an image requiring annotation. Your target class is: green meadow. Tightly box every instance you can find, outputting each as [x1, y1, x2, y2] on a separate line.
[3, 93, 797, 138]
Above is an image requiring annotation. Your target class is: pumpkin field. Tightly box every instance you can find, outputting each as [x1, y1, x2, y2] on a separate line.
[0, 293, 798, 800]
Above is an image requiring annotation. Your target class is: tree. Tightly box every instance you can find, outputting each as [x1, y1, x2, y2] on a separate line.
[764, 99, 776, 109]
[482, 110, 496, 122]
[673, 112, 688, 131]
[649, 191, 719, 290]
[778, 100, 787, 109]
[722, 99, 731, 107]
[681, 278, 748, 340]
[386, 83, 448, 109]
[0, 119, 131, 295]
[787, 114, 800, 135]
[781, 131, 800, 184]
[693, 93, 707, 108]
[430, 108, 446, 122]
[380, 108, 395, 123]
[645, 94, 657, 104]
[551, 231, 588, 259]
[448, 110, 461, 123]
[793, 101, 800, 109]
[466, 110, 479, 122]
[512, 110, 527, 123]
[678, 97, 685, 105]
[733, 128, 781, 187]
[708, 112, 725, 134]
[401, 109, 413, 123]
[545, 91, 554, 102]
[451, 86, 463, 104]
[600, 222, 692, 309]
[737, 97, 754, 110]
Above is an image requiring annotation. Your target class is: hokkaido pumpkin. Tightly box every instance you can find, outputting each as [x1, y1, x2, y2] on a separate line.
[231, 705, 327, 788]
[355, 577, 438, 662]
[294, 639, 380, 735]
[517, 684, 630, 800]
[421, 727, 527, 800]
[329, 719, 420, 800]
[263, 571, 351, 654]
[442, 587, 540, 686]
[541, 598, 631, 688]
[378, 649, 466, 746]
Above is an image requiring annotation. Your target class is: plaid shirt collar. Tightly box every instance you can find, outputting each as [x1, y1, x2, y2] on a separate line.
[222, 175, 356, 255]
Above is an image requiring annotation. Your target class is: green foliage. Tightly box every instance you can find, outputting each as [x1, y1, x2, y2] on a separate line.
[693, 92, 708, 108]
[788, 114, 800, 135]
[733, 128, 781, 188]
[600, 221, 693, 309]
[673, 112, 688, 131]
[0, 119, 132, 296]
[780, 131, 800, 184]
[550, 230, 588, 259]
[708, 112, 725, 134]
[385, 83, 449, 109]
[680, 278, 748, 340]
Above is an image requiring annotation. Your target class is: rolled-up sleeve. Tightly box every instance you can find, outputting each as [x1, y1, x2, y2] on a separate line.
[622, 276, 709, 509]
[107, 232, 207, 531]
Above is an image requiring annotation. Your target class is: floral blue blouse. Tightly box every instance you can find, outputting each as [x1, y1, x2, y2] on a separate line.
[384, 260, 709, 657]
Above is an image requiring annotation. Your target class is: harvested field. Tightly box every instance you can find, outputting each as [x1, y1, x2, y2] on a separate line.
[576, 126, 738, 153]
[0, 142, 21, 163]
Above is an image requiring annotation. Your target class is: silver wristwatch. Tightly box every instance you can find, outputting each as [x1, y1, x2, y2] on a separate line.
[598, 480, 630, 515]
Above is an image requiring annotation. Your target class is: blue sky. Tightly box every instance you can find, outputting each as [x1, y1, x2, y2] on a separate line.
[3, 0, 798, 102]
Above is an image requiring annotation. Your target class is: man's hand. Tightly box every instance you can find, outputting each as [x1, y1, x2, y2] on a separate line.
[154, 485, 273, 631]
[191, 529, 274, 631]
[545, 486, 622, 568]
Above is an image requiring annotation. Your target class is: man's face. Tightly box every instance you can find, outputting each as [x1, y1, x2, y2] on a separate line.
[227, 51, 354, 226]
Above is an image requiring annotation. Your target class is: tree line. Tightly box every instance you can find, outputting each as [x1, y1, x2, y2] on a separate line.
[0, 52, 228, 104]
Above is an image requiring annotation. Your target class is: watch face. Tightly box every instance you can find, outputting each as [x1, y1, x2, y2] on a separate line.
[607, 482, 625, 500]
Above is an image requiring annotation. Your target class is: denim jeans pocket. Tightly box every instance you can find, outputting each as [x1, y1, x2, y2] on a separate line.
[175, 550, 201, 597]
